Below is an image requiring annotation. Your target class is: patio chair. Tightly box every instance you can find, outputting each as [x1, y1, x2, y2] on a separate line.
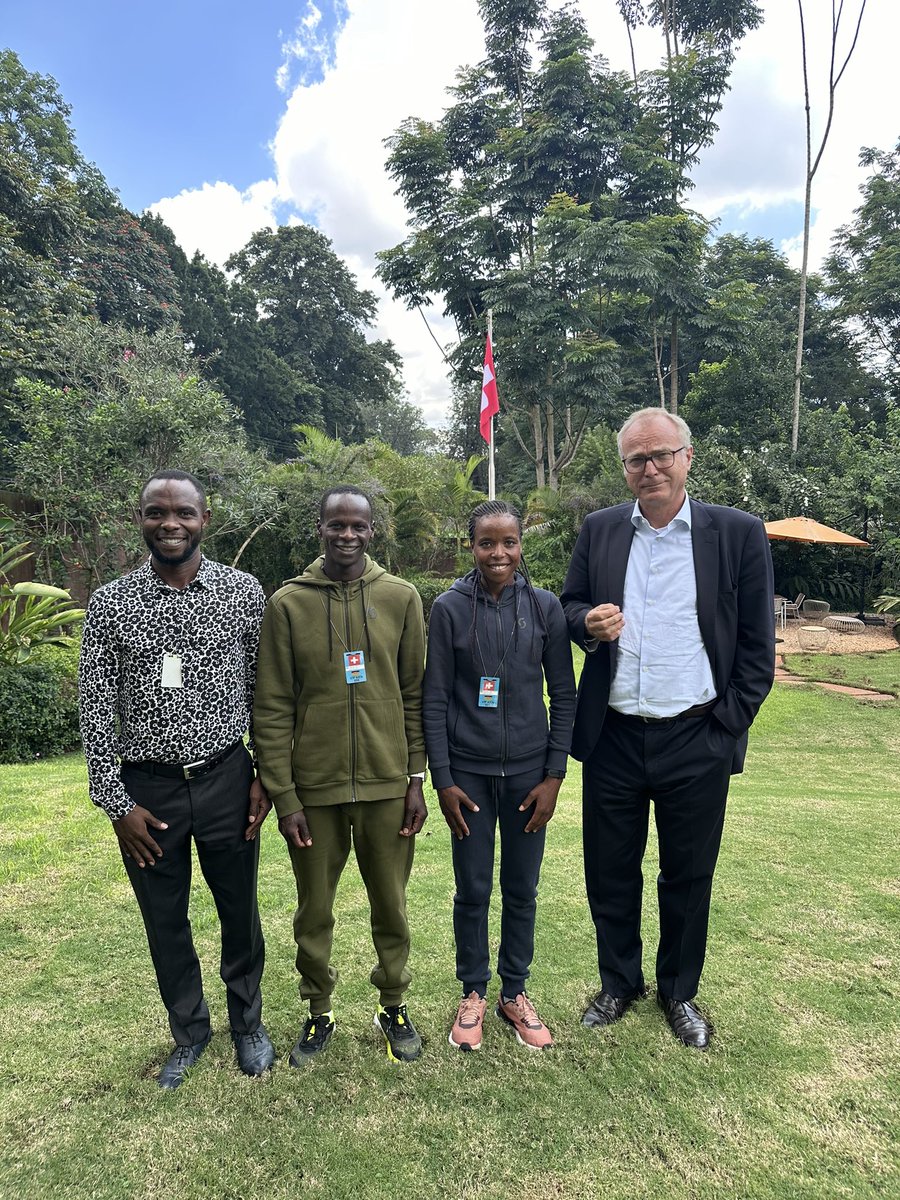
[782, 593, 805, 620]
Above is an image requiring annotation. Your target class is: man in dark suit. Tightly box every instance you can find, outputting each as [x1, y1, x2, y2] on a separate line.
[561, 409, 774, 1048]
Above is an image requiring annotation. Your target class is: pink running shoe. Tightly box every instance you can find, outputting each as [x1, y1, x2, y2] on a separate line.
[449, 991, 487, 1051]
[496, 993, 553, 1049]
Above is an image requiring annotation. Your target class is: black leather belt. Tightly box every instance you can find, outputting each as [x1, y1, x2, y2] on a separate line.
[608, 699, 718, 725]
[122, 740, 242, 780]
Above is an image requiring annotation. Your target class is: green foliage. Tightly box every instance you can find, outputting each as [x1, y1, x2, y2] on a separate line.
[826, 141, 900, 385]
[227, 226, 404, 443]
[401, 573, 457, 620]
[0, 525, 84, 664]
[7, 319, 274, 591]
[0, 640, 80, 762]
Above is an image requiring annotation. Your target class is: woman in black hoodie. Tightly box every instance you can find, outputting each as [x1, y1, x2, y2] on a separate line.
[423, 500, 575, 1052]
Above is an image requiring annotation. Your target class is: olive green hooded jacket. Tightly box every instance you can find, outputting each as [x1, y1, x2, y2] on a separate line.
[253, 555, 426, 817]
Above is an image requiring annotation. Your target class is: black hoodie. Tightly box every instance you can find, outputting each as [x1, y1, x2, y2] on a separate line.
[423, 570, 575, 789]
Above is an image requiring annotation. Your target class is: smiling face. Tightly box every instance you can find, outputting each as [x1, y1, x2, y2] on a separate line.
[140, 478, 210, 569]
[318, 492, 374, 580]
[471, 513, 522, 595]
[621, 413, 693, 528]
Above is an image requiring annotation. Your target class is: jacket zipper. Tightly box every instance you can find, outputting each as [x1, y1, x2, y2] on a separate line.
[495, 597, 507, 776]
[343, 583, 358, 801]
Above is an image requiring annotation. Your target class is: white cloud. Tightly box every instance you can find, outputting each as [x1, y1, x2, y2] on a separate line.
[151, 0, 898, 426]
[276, 1, 349, 92]
[149, 179, 280, 266]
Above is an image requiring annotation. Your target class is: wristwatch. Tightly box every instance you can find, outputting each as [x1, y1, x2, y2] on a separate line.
[546, 769, 566, 780]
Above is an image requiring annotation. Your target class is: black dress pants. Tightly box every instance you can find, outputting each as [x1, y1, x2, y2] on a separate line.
[582, 710, 735, 1001]
[120, 744, 264, 1045]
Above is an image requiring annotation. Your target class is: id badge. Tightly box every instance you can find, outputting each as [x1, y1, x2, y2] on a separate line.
[478, 676, 500, 707]
[344, 650, 367, 684]
[161, 653, 183, 688]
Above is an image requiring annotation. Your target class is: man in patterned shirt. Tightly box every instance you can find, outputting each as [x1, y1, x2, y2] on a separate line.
[79, 469, 275, 1089]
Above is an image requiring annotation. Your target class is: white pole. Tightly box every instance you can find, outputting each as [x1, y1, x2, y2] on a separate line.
[487, 309, 496, 500]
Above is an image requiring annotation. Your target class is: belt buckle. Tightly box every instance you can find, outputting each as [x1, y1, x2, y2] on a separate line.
[182, 758, 206, 780]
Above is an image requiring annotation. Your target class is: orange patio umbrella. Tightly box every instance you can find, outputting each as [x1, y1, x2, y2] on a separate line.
[763, 516, 869, 546]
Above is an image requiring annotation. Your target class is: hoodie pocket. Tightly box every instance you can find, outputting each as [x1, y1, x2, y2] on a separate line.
[354, 697, 407, 782]
[293, 700, 349, 786]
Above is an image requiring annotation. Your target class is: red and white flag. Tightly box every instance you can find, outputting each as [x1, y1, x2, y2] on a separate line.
[479, 335, 499, 443]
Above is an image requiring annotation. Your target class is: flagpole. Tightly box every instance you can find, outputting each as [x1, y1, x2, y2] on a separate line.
[487, 309, 496, 500]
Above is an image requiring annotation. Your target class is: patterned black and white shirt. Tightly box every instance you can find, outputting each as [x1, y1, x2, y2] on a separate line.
[79, 556, 266, 820]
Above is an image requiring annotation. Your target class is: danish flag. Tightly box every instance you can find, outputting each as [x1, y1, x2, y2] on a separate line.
[479, 335, 499, 443]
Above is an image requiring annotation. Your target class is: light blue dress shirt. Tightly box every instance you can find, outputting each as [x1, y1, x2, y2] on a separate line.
[608, 494, 716, 717]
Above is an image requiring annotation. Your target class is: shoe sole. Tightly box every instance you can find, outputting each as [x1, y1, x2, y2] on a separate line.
[373, 1013, 421, 1063]
[495, 1006, 553, 1050]
[448, 1030, 482, 1052]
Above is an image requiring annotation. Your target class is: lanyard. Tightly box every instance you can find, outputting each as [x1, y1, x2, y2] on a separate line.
[474, 585, 520, 680]
[317, 590, 363, 653]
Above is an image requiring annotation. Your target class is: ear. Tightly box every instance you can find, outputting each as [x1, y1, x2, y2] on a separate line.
[201, 508, 211, 529]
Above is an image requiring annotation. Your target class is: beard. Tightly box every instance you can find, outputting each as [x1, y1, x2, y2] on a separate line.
[144, 530, 202, 567]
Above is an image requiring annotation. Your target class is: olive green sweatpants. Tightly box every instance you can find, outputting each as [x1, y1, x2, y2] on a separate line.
[287, 796, 415, 1013]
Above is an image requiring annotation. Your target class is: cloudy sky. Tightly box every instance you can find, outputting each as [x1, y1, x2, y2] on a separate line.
[5, 1, 895, 426]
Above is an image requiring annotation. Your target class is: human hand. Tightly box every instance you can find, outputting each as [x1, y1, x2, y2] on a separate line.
[244, 776, 272, 841]
[279, 809, 313, 849]
[585, 603, 624, 642]
[400, 777, 427, 837]
[113, 805, 168, 867]
[519, 776, 562, 833]
[438, 785, 479, 839]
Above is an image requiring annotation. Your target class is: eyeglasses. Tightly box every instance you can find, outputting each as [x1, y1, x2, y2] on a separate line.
[621, 447, 688, 474]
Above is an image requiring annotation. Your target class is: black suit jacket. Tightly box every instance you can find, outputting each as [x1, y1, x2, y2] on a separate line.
[560, 498, 775, 772]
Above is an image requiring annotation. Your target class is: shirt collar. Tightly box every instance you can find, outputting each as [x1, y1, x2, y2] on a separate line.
[629, 492, 692, 533]
[138, 554, 217, 592]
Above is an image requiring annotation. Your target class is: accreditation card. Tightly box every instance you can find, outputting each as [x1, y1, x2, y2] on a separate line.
[344, 650, 367, 684]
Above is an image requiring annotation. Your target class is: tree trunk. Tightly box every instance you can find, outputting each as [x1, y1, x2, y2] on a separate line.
[653, 326, 666, 407]
[546, 401, 558, 491]
[669, 313, 679, 415]
[530, 401, 545, 490]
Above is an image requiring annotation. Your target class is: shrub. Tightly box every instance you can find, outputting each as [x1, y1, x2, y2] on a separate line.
[403, 573, 458, 621]
[0, 641, 81, 763]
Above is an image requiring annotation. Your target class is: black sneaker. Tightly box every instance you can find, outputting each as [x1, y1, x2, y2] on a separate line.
[374, 1003, 422, 1063]
[289, 1011, 335, 1067]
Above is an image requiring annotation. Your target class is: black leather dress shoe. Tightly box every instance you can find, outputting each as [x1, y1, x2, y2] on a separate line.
[232, 1025, 276, 1076]
[158, 1030, 212, 1090]
[658, 995, 712, 1049]
[581, 988, 645, 1028]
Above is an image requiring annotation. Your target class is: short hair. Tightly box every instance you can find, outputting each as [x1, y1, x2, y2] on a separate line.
[468, 499, 522, 543]
[318, 485, 373, 520]
[617, 409, 692, 456]
[140, 469, 207, 510]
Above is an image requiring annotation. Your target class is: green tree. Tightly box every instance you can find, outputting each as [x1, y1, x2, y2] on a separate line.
[8, 318, 273, 593]
[826, 142, 900, 390]
[227, 225, 404, 442]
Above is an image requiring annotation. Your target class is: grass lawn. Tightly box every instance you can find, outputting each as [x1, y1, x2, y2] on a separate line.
[1, 683, 898, 1200]
[784, 649, 900, 698]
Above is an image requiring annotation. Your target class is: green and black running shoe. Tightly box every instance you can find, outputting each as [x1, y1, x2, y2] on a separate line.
[374, 1003, 422, 1063]
[289, 1011, 335, 1066]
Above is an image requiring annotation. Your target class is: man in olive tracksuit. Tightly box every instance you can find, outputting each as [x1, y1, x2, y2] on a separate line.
[254, 485, 427, 1064]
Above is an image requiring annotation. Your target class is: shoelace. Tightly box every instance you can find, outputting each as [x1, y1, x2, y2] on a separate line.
[457, 996, 485, 1028]
[509, 995, 543, 1029]
[385, 1006, 413, 1034]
